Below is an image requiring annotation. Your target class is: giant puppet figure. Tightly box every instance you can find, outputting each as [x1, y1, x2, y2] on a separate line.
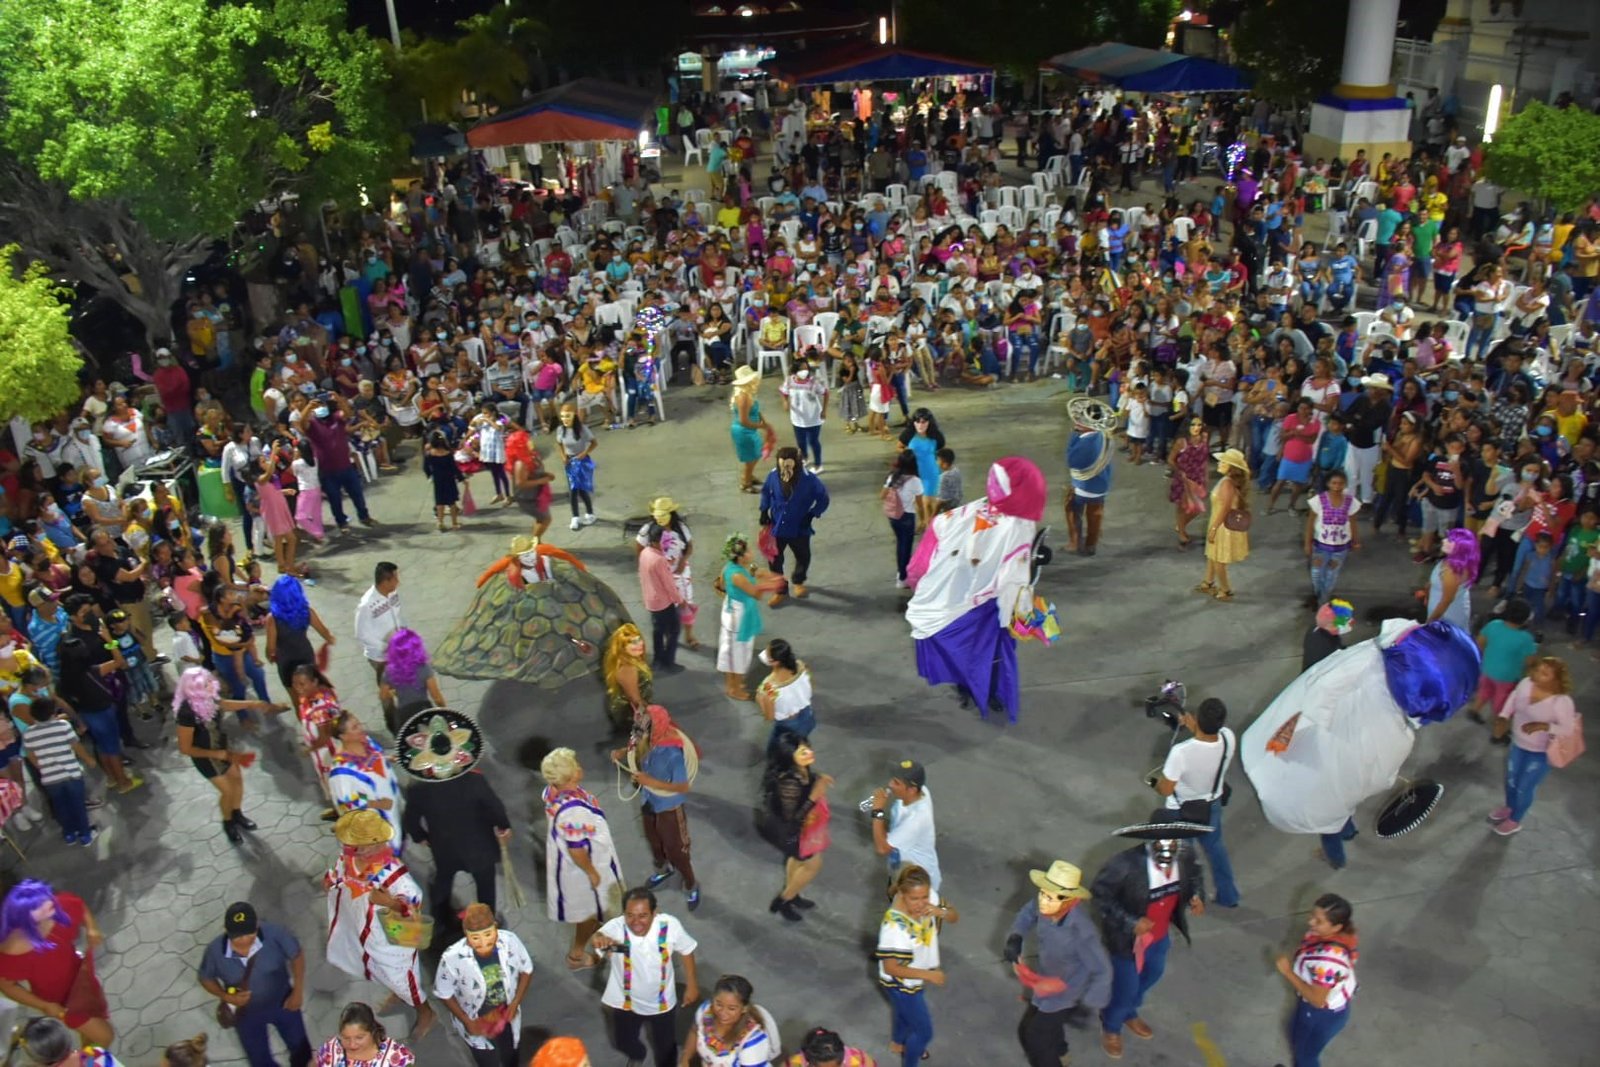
[1242, 618, 1480, 841]
[905, 456, 1048, 722]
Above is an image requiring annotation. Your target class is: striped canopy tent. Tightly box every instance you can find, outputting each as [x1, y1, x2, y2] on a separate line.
[1040, 43, 1249, 94]
[778, 43, 992, 86]
[466, 78, 658, 147]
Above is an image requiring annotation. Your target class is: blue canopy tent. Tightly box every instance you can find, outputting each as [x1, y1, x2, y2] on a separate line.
[1040, 43, 1249, 94]
[778, 44, 992, 86]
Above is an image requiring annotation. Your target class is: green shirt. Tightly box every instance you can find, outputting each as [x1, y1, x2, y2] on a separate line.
[1560, 525, 1599, 577]
[249, 368, 268, 417]
[1412, 218, 1440, 259]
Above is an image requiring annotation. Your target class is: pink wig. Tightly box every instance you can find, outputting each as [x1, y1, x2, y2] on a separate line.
[173, 666, 222, 723]
[384, 627, 430, 688]
[1442, 528, 1480, 583]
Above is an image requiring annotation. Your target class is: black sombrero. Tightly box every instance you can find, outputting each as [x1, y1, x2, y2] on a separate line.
[393, 706, 485, 784]
[1374, 779, 1444, 839]
[1114, 807, 1213, 841]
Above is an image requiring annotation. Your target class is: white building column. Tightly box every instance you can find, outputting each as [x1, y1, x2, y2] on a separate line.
[1305, 0, 1412, 168]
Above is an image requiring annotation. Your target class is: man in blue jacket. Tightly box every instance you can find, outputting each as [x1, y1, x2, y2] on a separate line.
[1004, 859, 1112, 1067]
[1065, 408, 1113, 556]
[760, 446, 830, 605]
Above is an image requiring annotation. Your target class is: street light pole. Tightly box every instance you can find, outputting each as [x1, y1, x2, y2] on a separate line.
[383, 0, 402, 51]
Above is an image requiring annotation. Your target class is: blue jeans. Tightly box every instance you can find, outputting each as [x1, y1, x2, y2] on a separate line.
[1319, 818, 1358, 868]
[1505, 745, 1550, 822]
[216, 652, 271, 703]
[887, 988, 933, 1066]
[1309, 546, 1349, 603]
[1010, 331, 1040, 375]
[1290, 1000, 1349, 1067]
[1467, 315, 1499, 361]
[1249, 416, 1273, 470]
[794, 423, 823, 467]
[890, 513, 916, 581]
[235, 1004, 313, 1067]
[1199, 803, 1241, 906]
[1554, 575, 1585, 620]
[1256, 455, 1280, 491]
[319, 465, 371, 527]
[1148, 412, 1173, 459]
[1582, 588, 1600, 642]
[43, 776, 91, 839]
[1299, 281, 1325, 306]
[1326, 281, 1354, 311]
[768, 706, 817, 754]
[891, 372, 910, 418]
[1102, 934, 1171, 1034]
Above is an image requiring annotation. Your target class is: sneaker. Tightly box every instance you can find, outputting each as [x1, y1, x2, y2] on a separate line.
[361, 516, 380, 527]
[810, 464, 825, 474]
[894, 578, 908, 589]
[1492, 818, 1522, 836]
[581, 513, 597, 526]
[686, 888, 701, 911]
[1487, 806, 1512, 823]
[75, 828, 99, 847]
[569, 516, 582, 531]
[645, 867, 677, 890]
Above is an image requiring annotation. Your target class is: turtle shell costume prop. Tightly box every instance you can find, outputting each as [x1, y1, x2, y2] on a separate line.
[434, 536, 633, 688]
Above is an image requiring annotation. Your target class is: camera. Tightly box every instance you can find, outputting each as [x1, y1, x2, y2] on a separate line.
[1143, 679, 1186, 728]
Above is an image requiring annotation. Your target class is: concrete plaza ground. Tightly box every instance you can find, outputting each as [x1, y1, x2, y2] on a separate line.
[5, 370, 1596, 1066]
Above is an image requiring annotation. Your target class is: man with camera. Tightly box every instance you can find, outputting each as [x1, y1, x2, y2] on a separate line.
[1151, 696, 1240, 909]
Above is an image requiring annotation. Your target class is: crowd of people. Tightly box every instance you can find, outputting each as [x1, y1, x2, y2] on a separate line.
[0, 79, 1591, 1067]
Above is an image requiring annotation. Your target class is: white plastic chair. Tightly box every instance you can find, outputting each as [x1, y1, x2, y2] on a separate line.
[1442, 318, 1470, 352]
[1367, 320, 1396, 340]
[884, 183, 908, 208]
[997, 186, 1020, 210]
[911, 282, 938, 306]
[793, 323, 825, 360]
[1352, 311, 1378, 337]
[1045, 154, 1069, 177]
[1352, 180, 1379, 205]
[1549, 323, 1575, 354]
[997, 205, 1023, 230]
[755, 328, 790, 378]
[979, 209, 1001, 227]
[684, 187, 708, 204]
[1032, 171, 1058, 194]
[778, 219, 801, 249]
[1044, 309, 1076, 375]
[683, 130, 705, 167]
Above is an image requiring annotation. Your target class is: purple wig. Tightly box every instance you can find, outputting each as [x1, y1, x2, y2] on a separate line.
[0, 880, 68, 951]
[384, 627, 429, 688]
[1442, 528, 1481, 583]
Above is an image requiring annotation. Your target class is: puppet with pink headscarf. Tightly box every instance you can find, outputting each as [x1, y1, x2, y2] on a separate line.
[905, 457, 1050, 722]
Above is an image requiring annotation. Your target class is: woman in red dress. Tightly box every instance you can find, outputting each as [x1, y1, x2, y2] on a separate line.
[0, 879, 114, 1046]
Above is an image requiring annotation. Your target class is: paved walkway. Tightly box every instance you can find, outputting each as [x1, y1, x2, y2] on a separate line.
[5, 372, 1593, 1066]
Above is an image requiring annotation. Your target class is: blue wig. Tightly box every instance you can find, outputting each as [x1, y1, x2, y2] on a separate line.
[1382, 620, 1482, 725]
[269, 574, 311, 631]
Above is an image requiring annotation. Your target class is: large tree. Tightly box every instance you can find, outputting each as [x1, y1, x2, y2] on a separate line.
[0, 248, 87, 425]
[1485, 101, 1600, 214]
[0, 0, 402, 347]
[388, 7, 548, 121]
[899, 0, 1181, 80]
[1230, 0, 1349, 105]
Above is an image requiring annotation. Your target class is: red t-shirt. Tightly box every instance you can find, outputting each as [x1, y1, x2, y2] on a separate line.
[0, 892, 88, 1017]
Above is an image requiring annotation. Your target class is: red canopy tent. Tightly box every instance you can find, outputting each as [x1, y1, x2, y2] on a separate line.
[466, 78, 658, 147]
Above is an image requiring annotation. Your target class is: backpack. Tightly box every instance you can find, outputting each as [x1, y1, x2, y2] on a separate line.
[1548, 711, 1585, 768]
[881, 479, 905, 519]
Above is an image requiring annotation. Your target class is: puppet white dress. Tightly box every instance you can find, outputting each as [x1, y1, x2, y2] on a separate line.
[1241, 619, 1480, 835]
[905, 457, 1046, 721]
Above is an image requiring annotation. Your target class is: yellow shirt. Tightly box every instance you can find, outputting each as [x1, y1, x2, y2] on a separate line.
[1548, 223, 1574, 264]
[0, 564, 24, 609]
[0, 648, 42, 700]
[1424, 191, 1448, 223]
[580, 359, 616, 394]
[715, 205, 742, 230]
[1545, 408, 1589, 447]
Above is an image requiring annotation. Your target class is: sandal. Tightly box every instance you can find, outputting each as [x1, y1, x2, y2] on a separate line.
[1211, 588, 1235, 601]
[682, 637, 702, 650]
[565, 951, 598, 971]
[1193, 582, 1216, 595]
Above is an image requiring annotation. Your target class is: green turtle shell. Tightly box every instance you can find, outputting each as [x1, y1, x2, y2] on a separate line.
[434, 560, 633, 688]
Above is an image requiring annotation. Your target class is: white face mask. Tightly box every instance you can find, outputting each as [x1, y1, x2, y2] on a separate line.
[795, 369, 811, 380]
[758, 649, 774, 667]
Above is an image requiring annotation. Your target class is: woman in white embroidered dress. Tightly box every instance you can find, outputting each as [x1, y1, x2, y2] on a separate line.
[540, 747, 624, 970]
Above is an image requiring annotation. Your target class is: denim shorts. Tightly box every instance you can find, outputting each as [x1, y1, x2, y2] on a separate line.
[78, 706, 123, 758]
[531, 388, 555, 401]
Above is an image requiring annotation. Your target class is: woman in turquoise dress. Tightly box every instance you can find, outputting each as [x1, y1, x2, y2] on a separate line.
[897, 407, 947, 527]
[730, 366, 776, 493]
[716, 533, 784, 700]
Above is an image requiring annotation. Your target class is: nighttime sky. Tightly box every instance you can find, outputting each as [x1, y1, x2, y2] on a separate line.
[348, 0, 503, 38]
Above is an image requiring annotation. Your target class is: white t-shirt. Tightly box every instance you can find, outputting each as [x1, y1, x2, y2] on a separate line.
[171, 629, 204, 667]
[598, 914, 698, 1016]
[768, 669, 812, 722]
[886, 475, 923, 513]
[292, 457, 318, 493]
[1306, 493, 1362, 547]
[1160, 728, 1236, 807]
[887, 788, 941, 891]
[780, 375, 829, 427]
[1122, 395, 1151, 438]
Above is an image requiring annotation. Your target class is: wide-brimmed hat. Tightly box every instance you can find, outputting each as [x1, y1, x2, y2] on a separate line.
[509, 534, 540, 555]
[650, 496, 681, 521]
[1361, 374, 1394, 391]
[732, 366, 761, 388]
[1214, 448, 1250, 475]
[333, 808, 395, 846]
[1028, 860, 1092, 899]
[393, 707, 484, 784]
[1115, 808, 1212, 840]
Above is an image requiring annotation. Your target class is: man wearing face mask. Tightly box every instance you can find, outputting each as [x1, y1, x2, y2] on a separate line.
[150, 348, 195, 445]
[57, 418, 104, 481]
[301, 392, 377, 533]
[56, 594, 141, 793]
[1003, 860, 1112, 1067]
[1091, 810, 1207, 1060]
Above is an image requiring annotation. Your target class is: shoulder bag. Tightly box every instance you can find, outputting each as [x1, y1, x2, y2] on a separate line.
[1176, 733, 1232, 825]
[213, 952, 256, 1029]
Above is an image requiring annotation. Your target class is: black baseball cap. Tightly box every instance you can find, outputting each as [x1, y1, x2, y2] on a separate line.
[224, 902, 258, 937]
[889, 758, 926, 789]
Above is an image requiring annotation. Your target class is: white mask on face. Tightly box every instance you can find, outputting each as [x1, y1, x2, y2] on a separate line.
[758, 649, 774, 666]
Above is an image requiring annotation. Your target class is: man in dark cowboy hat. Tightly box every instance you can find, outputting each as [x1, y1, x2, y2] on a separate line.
[1091, 809, 1209, 1059]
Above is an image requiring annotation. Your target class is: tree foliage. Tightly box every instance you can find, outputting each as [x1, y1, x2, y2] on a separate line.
[0, 248, 87, 425]
[389, 7, 547, 121]
[1230, 0, 1348, 104]
[899, 0, 1182, 80]
[1485, 101, 1600, 213]
[0, 0, 403, 345]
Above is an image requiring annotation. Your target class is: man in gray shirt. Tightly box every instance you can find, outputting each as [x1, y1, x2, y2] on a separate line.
[1004, 860, 1112, 1067]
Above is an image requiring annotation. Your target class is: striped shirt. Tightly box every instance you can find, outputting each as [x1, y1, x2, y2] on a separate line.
[23, 717, 83, 785]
